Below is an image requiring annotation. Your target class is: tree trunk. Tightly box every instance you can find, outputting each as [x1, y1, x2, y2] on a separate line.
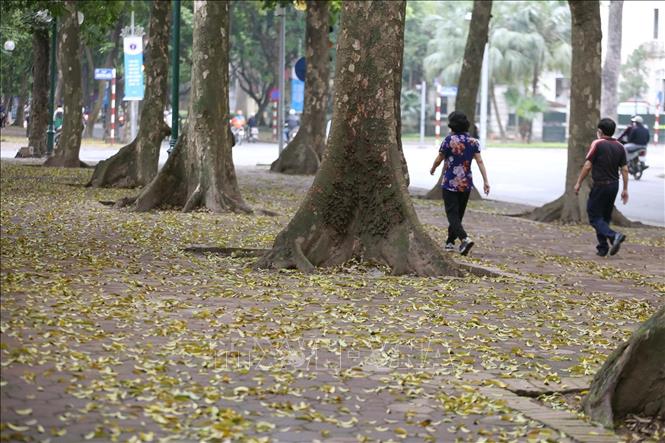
[88, 0, 172, 188]
[13, 76, 28, 128]
[490, 82, 506, 140]
[424, 0, 492, 201]
[270, 1, 330, 175]
[601, 0, 623, 123]
[526, 1, 601, 223]
[121, 1, 248, 213]
[256, 1, 461, 277]
[583, 306, 665, 428]
[44, 1, 85, 168]
[28, 29, 50, 157]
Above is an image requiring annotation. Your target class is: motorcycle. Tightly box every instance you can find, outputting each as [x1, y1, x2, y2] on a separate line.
[248, 126, 259, 143]
[624, 144, 648, 180]
[231, 126, 246, 146]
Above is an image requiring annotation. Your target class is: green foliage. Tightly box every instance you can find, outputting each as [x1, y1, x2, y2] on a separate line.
[229, 1, 306, 114]
[504, 87, 548, 121]
[403, 1, 438, 87]
[619, 46, 650, 102]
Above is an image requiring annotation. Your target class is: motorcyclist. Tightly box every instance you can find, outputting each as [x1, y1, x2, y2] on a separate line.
[284, 109, 300, 142]
[618, 115, 650, 151]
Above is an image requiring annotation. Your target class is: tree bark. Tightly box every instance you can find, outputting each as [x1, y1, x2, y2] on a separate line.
[424, 0, 492, 201]
[601, 0, 623, 123]
[490, 82, 506, 140]
[44, 1, 85, 168]
[526, 1, 601, 223]
[256, 1, 461, 277]
[121, 0, 248, 213]
[583, 306, 665, 428]
[28, 29, 50, 157]
[270, 1, 330, 175]
[88, 0, 171, 188]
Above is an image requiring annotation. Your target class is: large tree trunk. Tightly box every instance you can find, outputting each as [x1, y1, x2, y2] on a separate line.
[583, 306, 665, 428]
[88, 0, 171, 188]
[120, 1, 248, 213]
[424, 0, 492, 201]
[526, 1, 601, 223]
[28, 29, 50, 157]
[270, 1, 330, 175]
[601, 1, 623, 123]
[256, 1, 460, 277]
[44, 1, 85, 168]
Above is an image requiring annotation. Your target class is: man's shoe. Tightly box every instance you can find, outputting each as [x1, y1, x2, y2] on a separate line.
[444, 243, 455, 251]
[596, 250, 608, 257]
[609, 233, 626, 256]
[459, 238, 474, 256]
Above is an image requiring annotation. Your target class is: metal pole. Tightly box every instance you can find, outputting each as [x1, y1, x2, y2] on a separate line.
[419, 80, 426, 144]
[277, 7, 286, 155]
[435, 96, 441, 147]
[169, 0, 181, 152]
[46, 18, 57, 156]
[130, 6, 138, 141]
[110, 69, 116, 144]
[479, 42, 489, 148]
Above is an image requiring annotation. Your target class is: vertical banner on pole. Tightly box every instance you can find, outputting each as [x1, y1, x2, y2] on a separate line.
[290, 78, 305, 113]
[123, 36, 145, 100]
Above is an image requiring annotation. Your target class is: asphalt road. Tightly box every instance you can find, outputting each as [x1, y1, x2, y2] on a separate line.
[2, 139, 663, 226]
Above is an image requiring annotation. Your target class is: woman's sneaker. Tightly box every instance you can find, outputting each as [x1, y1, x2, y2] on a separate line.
[444, 243, 455, 251]
[459, 238, 474, 256]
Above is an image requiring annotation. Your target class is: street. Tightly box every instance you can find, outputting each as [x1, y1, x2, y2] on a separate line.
[2, 139, 663, 226]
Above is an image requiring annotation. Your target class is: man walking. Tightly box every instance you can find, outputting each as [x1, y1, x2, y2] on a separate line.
[574, 118, 629, 256]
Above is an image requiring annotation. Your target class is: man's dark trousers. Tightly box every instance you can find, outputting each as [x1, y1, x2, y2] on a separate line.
[443, 189, 470, 243]
[587, 182, 619, 255]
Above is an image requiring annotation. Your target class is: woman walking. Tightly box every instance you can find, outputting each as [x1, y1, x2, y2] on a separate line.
[430, 111, 490, 255]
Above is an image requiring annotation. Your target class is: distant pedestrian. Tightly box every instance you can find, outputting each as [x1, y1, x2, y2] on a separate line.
[430, 111, 490, 255]
[574, 118, 629, 257]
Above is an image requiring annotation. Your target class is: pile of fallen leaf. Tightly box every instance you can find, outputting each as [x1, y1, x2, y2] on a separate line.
[1, 162, 663, 442]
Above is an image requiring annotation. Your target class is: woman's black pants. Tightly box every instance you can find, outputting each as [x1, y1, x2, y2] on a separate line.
[442, 189, 470, 243]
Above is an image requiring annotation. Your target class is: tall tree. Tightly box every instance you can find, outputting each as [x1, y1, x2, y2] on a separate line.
[527, 1, 601, 223]
[119, 0, 248, 213]
[87, 0, 171, 188]
[44, 0, 85, 168]
[601, 1, 623, 122]
[256, 1, 460, 276]
[583, 306, 664, 428]
[270, 0, 330, 175]
[424, 0, 492, 200]
[28, 27, 49, 156]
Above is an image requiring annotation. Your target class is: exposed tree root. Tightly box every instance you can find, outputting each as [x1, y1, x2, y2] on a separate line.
[184, 246, 269, 257]
[583, 306, 665, 428]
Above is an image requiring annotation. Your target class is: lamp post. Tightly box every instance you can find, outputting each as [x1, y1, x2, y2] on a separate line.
[46, 18, 57, 156]
[276, 6, 286, 155]
[169, 0, 181, 153]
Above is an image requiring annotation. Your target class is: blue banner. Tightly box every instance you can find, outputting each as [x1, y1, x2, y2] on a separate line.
[290, 78, 304, 113]
[123, 36, 144, 100]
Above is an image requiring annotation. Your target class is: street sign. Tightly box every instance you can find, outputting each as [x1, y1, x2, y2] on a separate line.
[294, 57, 306, 82]
[123, 36, 144, 100]
[94, 68, 114, 80]
[440, 86, 458, 97]
[270, 87, 280, 101]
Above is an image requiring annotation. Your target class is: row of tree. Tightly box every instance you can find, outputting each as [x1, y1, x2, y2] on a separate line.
[2, 0, 661, 428]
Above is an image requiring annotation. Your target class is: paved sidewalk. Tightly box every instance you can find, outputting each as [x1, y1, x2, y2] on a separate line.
[1, 163, 663, 442]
